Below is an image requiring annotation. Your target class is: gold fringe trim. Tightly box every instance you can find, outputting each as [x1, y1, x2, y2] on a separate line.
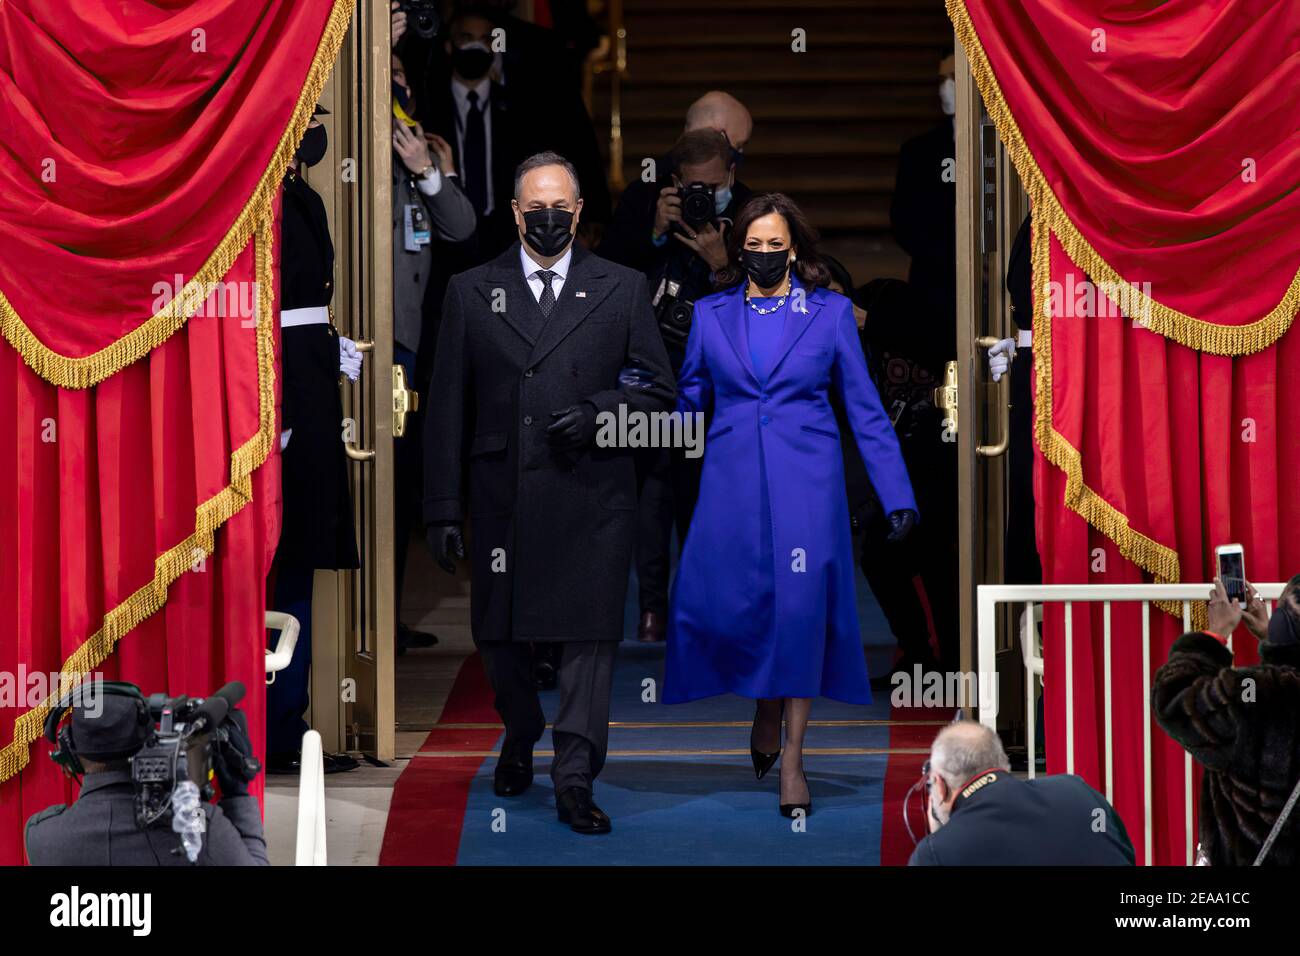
[0, 204, 279, 784]
[1030, 216, 1190, 622]
[947, 0, 1299, 358]
[0, 0, 356, 390]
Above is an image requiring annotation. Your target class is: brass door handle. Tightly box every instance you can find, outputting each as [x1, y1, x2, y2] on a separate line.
[392, 364, 419, 437]
[341, 336, 373, 460]
[975, 336, 1010, 458]
[344, 442, 375, 462]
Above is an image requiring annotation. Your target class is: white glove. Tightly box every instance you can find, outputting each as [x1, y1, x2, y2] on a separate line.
[338, 335, 363, 382]
[988, 337, 1016, 382]
[279, 429, 292, 451]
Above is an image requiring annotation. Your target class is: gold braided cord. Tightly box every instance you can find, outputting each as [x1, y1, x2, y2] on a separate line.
[0, 0, 356, 391]
[0, 204, 279, 784]
[947, 0, 1299, 358]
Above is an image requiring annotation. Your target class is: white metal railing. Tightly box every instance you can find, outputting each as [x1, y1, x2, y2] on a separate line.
[295, 729, 328, 866]
[977, 582, 1286, 866]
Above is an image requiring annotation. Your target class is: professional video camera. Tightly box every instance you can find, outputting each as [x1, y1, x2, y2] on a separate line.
[398, 0, 442, 40]
[133, 682, 259, 862]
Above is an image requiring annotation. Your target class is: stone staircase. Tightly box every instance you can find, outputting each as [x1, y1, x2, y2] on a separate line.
[591, 0, 953, 284]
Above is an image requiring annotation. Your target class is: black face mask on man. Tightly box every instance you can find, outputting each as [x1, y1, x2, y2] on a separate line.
[296, 125, 327, 168]
[453, 43, 493, 81]
[741, 248, 791, 289]
[520, 207, 575, 258]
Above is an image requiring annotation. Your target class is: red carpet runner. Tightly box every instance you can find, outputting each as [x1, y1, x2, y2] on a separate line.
[378, 653, 499, 866]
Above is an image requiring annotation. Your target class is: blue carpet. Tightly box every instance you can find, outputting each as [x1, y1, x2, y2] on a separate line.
[449, 564, 904, 865]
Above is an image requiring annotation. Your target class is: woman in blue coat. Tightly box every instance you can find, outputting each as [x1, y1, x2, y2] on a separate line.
[664, 193, 919, 815]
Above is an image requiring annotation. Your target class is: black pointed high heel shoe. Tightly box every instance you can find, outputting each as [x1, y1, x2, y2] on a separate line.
[779, 771, 812, 818]
[751, 742, 780, 779]
[750, 704, 782, 779]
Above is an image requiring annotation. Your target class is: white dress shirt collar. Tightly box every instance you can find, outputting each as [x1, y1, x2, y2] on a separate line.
[451, 76, 491, 113]
[520, 242, 574, 303]
[520, 242, 573, 281]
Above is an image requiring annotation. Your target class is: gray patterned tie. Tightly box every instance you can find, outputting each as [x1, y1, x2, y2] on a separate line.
[536, 269, 557, 317]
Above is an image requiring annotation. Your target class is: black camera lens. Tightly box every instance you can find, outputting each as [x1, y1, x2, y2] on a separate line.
[668, 301, 693, 329]
[401, 1, 441, 40]
[679, 182, 715, 231]
[413, 12, 439, 39]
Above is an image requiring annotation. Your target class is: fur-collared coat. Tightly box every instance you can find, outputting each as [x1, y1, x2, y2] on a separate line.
[1152, 632, 1300, 866]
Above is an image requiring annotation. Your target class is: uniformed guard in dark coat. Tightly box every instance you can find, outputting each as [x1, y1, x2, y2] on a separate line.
[268, 107, 360, 774]
[423, 152, 674, 834]
[25, 685, 268, 866]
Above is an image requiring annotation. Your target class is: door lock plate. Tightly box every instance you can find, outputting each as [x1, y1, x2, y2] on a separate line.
[392, 364, 419, 437]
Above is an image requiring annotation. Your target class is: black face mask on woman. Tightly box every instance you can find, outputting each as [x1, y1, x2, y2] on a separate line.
[741, 248, 791, 289]
[296, 125, 327, 168]
[520, 207, 575, 258]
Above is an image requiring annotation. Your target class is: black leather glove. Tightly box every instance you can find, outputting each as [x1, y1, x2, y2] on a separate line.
[546, 403, 598, 452]
[618, 365, 659, 390]
[886, 508, 918, 543]
[214, 709, 260, 797]
[426, 522, 464, 575]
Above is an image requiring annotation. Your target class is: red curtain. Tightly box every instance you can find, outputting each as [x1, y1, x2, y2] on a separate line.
[0, 0, 354, 864]
[951, 0, 1300, 864]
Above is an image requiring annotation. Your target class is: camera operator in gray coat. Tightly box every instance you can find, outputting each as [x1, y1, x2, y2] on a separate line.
[25, 683, 268, 866]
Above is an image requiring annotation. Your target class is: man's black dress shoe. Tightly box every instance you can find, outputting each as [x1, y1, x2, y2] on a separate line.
[396, 623, 440, 657]
[266, 751, 358, 775]
[493, 739, 534, 796]
[323, 752, 359, 774]
[556, 786, 612, 834]
[265, 751, 301, 775]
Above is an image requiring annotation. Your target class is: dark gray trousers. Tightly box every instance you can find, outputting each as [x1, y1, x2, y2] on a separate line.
[477, 640, 618, 792]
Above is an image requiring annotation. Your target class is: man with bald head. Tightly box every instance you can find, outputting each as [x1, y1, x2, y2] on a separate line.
[909, 720, 1134, 865]
[423, 152, 674, 834]
[684, 90, 754, 162]
[598, 91, 755, 644]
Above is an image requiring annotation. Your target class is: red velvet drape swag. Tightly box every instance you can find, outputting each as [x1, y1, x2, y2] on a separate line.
[0, 0, 355, 864]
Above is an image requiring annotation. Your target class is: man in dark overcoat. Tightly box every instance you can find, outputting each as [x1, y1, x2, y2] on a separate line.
[423, 151, 674, 833]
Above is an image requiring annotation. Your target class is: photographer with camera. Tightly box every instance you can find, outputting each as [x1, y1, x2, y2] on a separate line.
[600, 113, 752, 643]
[600, 92, 753, 333]
[25, 681, 268, 866]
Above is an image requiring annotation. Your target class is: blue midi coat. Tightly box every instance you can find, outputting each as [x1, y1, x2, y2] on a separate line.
[664, 281, 918, 703]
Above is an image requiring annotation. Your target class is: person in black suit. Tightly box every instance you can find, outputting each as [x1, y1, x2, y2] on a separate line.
[890, 49, 957, 354]
[423, 152, 674, 833]
[909, 721, 1135, 865]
